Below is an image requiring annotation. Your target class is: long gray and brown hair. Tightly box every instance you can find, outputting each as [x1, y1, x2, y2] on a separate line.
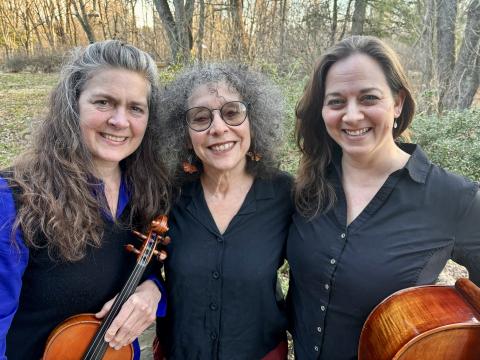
[295, 36, 415, 218]
[9, 40, 170, 261]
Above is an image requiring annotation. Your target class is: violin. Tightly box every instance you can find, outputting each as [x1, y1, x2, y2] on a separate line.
[358, 278, 480, 360]
[42, 215, 170, 360]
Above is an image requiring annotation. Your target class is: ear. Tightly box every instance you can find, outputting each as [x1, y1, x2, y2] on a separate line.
[393, 89, 406, 118]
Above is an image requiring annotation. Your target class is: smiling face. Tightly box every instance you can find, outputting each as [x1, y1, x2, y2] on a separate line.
[78, 68, 149, 171]
[187, 82, 251, 176]
[322, 53, 405, 163]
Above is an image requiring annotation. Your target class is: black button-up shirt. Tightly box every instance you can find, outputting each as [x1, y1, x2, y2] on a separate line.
[157, 172, 293, 359]
[286, 143, 480, 360]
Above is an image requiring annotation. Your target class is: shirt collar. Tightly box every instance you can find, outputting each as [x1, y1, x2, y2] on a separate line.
[330, 142, 431, 184]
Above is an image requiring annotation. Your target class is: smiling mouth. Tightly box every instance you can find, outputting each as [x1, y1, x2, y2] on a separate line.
[343, 128, 371, 136]
[209, 142, 235, 152]
[101, 133, 128, 142]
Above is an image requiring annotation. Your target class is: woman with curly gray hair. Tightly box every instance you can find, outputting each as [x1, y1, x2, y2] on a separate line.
[0, 40, 170, 359]
[154, 63, 293, 360]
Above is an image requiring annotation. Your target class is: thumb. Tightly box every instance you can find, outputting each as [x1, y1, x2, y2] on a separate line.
[95, 295, 117, 319]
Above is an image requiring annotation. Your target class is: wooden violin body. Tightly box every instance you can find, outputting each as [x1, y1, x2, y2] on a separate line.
[358, 278, 480, 360]
[43, 314, 133, 359]
[43, 215, 169, 360]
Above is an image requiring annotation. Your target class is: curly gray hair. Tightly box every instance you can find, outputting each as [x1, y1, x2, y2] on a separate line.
[159, 63, 285, 182]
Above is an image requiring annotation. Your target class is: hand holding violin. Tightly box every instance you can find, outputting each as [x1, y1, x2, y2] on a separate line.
[96, 279, 161, 350]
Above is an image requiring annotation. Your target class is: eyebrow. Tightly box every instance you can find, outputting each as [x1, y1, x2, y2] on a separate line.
[89, 92, 148, 107]
[324, 87, 383, 98]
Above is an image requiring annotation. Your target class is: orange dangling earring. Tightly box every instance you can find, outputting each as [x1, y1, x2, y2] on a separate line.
[246, 151, 261, 162]
[182, 154, 198, 174]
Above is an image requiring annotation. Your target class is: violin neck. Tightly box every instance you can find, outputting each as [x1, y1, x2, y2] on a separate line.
[81, 261, 147, 359]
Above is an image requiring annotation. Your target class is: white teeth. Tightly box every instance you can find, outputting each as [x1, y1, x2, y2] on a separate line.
[102, 133, 127, 142]
[344, 128, 370, 136]
[210, 142, 234, 152]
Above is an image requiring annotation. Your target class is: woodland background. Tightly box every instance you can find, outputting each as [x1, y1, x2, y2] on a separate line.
[0, 0, 479, 358]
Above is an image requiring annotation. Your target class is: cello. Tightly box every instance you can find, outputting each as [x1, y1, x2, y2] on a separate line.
[358, 278, 480, 360]
[42, 215, 170, 360]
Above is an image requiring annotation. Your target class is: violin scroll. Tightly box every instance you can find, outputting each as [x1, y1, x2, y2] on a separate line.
[128, 215, 170, 262]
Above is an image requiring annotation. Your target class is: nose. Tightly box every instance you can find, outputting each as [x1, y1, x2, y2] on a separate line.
[107, 107, 129, 128]
[208, 110, 228, 134]
[342, 101, 364, 123]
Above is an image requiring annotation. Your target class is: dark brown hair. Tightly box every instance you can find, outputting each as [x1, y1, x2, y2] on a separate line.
[294, 35, 416, 218]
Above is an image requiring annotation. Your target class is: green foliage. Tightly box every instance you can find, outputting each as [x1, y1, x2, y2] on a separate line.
[411, 108, 480, 181]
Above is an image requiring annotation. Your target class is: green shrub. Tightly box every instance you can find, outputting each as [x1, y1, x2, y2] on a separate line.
[411, 108, 480, 181]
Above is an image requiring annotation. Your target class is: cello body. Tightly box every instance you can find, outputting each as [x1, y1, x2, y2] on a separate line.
[358, 278, 480, 360]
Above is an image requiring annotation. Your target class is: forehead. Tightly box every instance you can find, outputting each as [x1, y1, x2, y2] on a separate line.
[187, 82, 241, 107]
[82, 68, 150, 100]
[324, 53, 389, 92]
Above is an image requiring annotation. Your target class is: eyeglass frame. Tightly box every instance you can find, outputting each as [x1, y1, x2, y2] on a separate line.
[184, 101, 249, 132]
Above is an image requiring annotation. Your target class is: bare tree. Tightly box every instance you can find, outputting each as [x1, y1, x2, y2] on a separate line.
[153, 0, 194, 62]
[71, 0, 97, 43]
[443, 0, 480, 110]
[351, 0, 367, 35]
[229, 0, 248, 57]
[436, 0, 457, 110]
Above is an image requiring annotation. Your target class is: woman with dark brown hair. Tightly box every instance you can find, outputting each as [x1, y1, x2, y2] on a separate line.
[0, 40, 170, 359]
[287, 35, 480, 359]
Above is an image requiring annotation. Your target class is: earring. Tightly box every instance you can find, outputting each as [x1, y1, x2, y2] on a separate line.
[393, 120, 398, 129]
[246, 151, 261, 162]
[182, 153, 198, 174]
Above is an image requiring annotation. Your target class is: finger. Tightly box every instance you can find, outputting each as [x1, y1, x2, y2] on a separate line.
[109, 297, 156, 348]
[104, 299, 133, 343]
[95, 295, 116, 319]
[109, 306, 152, 349]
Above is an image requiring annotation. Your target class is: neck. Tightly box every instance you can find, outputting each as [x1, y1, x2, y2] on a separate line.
[341, 143, 409, 180]
[201, 168, 253, 197]
[93, 161, 121, 216]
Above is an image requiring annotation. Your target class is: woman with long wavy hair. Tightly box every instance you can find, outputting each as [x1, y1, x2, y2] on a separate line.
[0, 40, 170, 359]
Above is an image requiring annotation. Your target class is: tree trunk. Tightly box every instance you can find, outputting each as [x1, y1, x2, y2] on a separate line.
[339, 0, 354, 39]
[196, 0, 205, 62]
[418, 0, 435, 90]
[330, 0, 338, 45]
[71, 0, 96, 43]
[229, 0, 248, 58]
[351, 0, 366, 35]
[442, 0, 480, 110]
[436, 0, 456, 111]
[153, 0, 192, 63]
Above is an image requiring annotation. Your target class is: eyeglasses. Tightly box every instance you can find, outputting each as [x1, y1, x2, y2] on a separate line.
[185, 101, 248, 132]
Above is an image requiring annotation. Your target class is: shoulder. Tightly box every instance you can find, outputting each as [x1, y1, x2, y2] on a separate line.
[255, 170, 294, 203]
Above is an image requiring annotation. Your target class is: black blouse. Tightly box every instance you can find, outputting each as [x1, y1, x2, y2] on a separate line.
[286, 143, 480, 360]
[157, 172, 293, 360]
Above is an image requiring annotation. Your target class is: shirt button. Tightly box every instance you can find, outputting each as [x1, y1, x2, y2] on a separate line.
[212, 271, 220, 279]
[317, 326, 322, 332]
[330, 258, 336, 265]
[210, 303, 218, 311]
[324, 284, 330, 290]
[340, 233, 346, 239]
[217, 236, 224, 243]
[210, 331, 217, 340]
[321, 305, 326, 311]
[314, 345, 319, 352]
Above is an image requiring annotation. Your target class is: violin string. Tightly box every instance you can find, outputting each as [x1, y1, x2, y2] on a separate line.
[86, 264, 145, 360]
[84, 234, 159, 359]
